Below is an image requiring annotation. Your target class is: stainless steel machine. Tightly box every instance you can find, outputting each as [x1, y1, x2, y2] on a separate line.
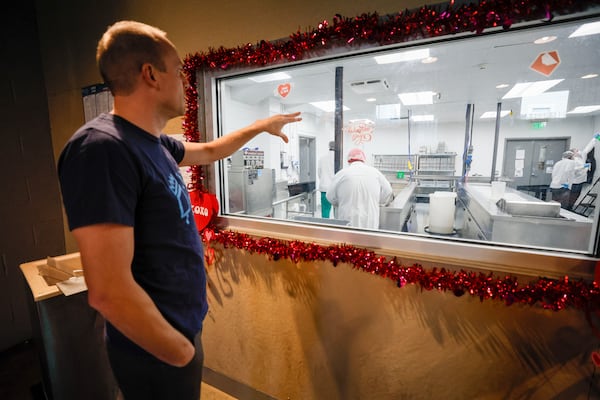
[379, 182, 417, 232]
[228, 149, 275, 217]
[458, 183, 593, 251]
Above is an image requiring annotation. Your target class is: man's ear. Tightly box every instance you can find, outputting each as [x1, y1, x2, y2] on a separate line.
[141, 63, 158, 86]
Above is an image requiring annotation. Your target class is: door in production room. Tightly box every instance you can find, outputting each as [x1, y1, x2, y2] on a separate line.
[298, 136, 316, 183]
[502, 138, 569, 199]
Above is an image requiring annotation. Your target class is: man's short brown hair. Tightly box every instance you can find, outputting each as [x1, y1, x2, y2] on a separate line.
[96, 21, 174, 95]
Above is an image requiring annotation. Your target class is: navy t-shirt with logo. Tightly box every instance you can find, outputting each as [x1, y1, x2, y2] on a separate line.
[58, 113, 207, 356]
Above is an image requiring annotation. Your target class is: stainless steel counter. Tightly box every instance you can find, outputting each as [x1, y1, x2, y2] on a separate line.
[458, 183, 593, 252]
[379, 182, 417, 232]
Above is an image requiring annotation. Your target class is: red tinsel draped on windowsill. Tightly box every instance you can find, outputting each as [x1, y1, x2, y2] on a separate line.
[201, 227, 600, 314]
[181, 0, 600, 318]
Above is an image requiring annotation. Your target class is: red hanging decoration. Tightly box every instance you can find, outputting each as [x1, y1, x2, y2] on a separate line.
[189, 189, 219, 231]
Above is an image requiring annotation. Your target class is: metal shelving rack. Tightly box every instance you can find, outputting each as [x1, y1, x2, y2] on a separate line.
[372, 153, 457, 198]
[417, 153, 457, 175]
[415, 153, 457, 196]
[372, 154, 417, 174]
[372, 154, 456, 174]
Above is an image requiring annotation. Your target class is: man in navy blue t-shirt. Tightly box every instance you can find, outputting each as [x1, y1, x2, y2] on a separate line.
[58, 20, 301, 400]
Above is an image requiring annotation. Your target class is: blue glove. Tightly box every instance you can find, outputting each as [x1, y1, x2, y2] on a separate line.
[561, 183, 569, 189]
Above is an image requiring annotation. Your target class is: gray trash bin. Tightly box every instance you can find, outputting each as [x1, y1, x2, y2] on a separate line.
[21, 256, 119, 400]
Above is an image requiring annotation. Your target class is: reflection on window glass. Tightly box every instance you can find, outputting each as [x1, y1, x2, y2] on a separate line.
[217, 16, 600, 255]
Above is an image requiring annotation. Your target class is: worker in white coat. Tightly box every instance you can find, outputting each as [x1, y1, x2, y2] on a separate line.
[550, 150, 578, 209]
[568, 136, 596, 209]
[326, 148, 394, 229]
[317, 141, 335, 218]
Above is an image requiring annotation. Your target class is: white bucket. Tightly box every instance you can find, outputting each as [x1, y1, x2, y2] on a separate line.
[428, 191, 457, 234]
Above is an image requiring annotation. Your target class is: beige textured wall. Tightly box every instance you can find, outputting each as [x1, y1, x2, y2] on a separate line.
[204, 244, 597, 399]
[34, 1, 600, 398]
[36, 0, 425, 162]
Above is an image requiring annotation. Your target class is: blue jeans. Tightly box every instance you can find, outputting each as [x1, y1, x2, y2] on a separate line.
[106, 331, 204, 400]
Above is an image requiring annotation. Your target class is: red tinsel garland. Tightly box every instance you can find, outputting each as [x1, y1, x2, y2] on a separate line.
[183, 0, 600, 73]
[202, 227, 600, 313]
[182, 0, 600, 316]
[182, 68, 206, 191]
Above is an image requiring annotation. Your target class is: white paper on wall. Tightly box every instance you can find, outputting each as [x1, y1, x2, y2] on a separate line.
[515, 149, 525, 159]
[515, 168, 524, 177]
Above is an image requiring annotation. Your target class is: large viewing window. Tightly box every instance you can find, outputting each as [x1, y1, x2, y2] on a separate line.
[204, 13, 600, 266]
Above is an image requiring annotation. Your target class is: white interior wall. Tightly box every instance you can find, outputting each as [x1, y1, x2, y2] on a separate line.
[222, 83, 600, 187]
[370, 115, 599, 178]
[222, 95, 329, 183]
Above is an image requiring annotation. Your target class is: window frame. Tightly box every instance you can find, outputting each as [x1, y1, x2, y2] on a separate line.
[192, 12, 600, 281]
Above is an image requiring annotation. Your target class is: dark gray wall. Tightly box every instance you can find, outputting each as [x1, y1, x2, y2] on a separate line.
[0, 1, 66, 351]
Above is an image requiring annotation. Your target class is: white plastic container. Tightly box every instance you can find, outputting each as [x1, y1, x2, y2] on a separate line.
[428, 191, 457, 234]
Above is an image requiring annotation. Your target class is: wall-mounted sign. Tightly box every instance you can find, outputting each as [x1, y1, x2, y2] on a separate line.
[344, 119, 375, 145]
[530, 51, 560, 76]
[276, 83, 291, 98]
[82, 83, 113, 122]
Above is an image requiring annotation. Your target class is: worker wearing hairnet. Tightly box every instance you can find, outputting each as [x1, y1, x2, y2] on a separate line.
[550, 150, 578, 209]
[326, 148, 394, 229]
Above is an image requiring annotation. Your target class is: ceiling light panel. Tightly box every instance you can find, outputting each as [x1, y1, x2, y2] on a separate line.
[374, 48, 430, 64]
[376, 103, 401, 119]
[480, 111, 510, 119]
[567, 105, 600, 114]
[411, 115, 435, 122]
[519, 90, 569, 119]
[534, 36, 557, 44]
[248, 72, 291, 82]
[569, 21, 600, 38]
[421, 57, 438, 64]
[309, 101, 350, 112]
[502, 79, 564, 99]
[398, 91, 436, 105]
